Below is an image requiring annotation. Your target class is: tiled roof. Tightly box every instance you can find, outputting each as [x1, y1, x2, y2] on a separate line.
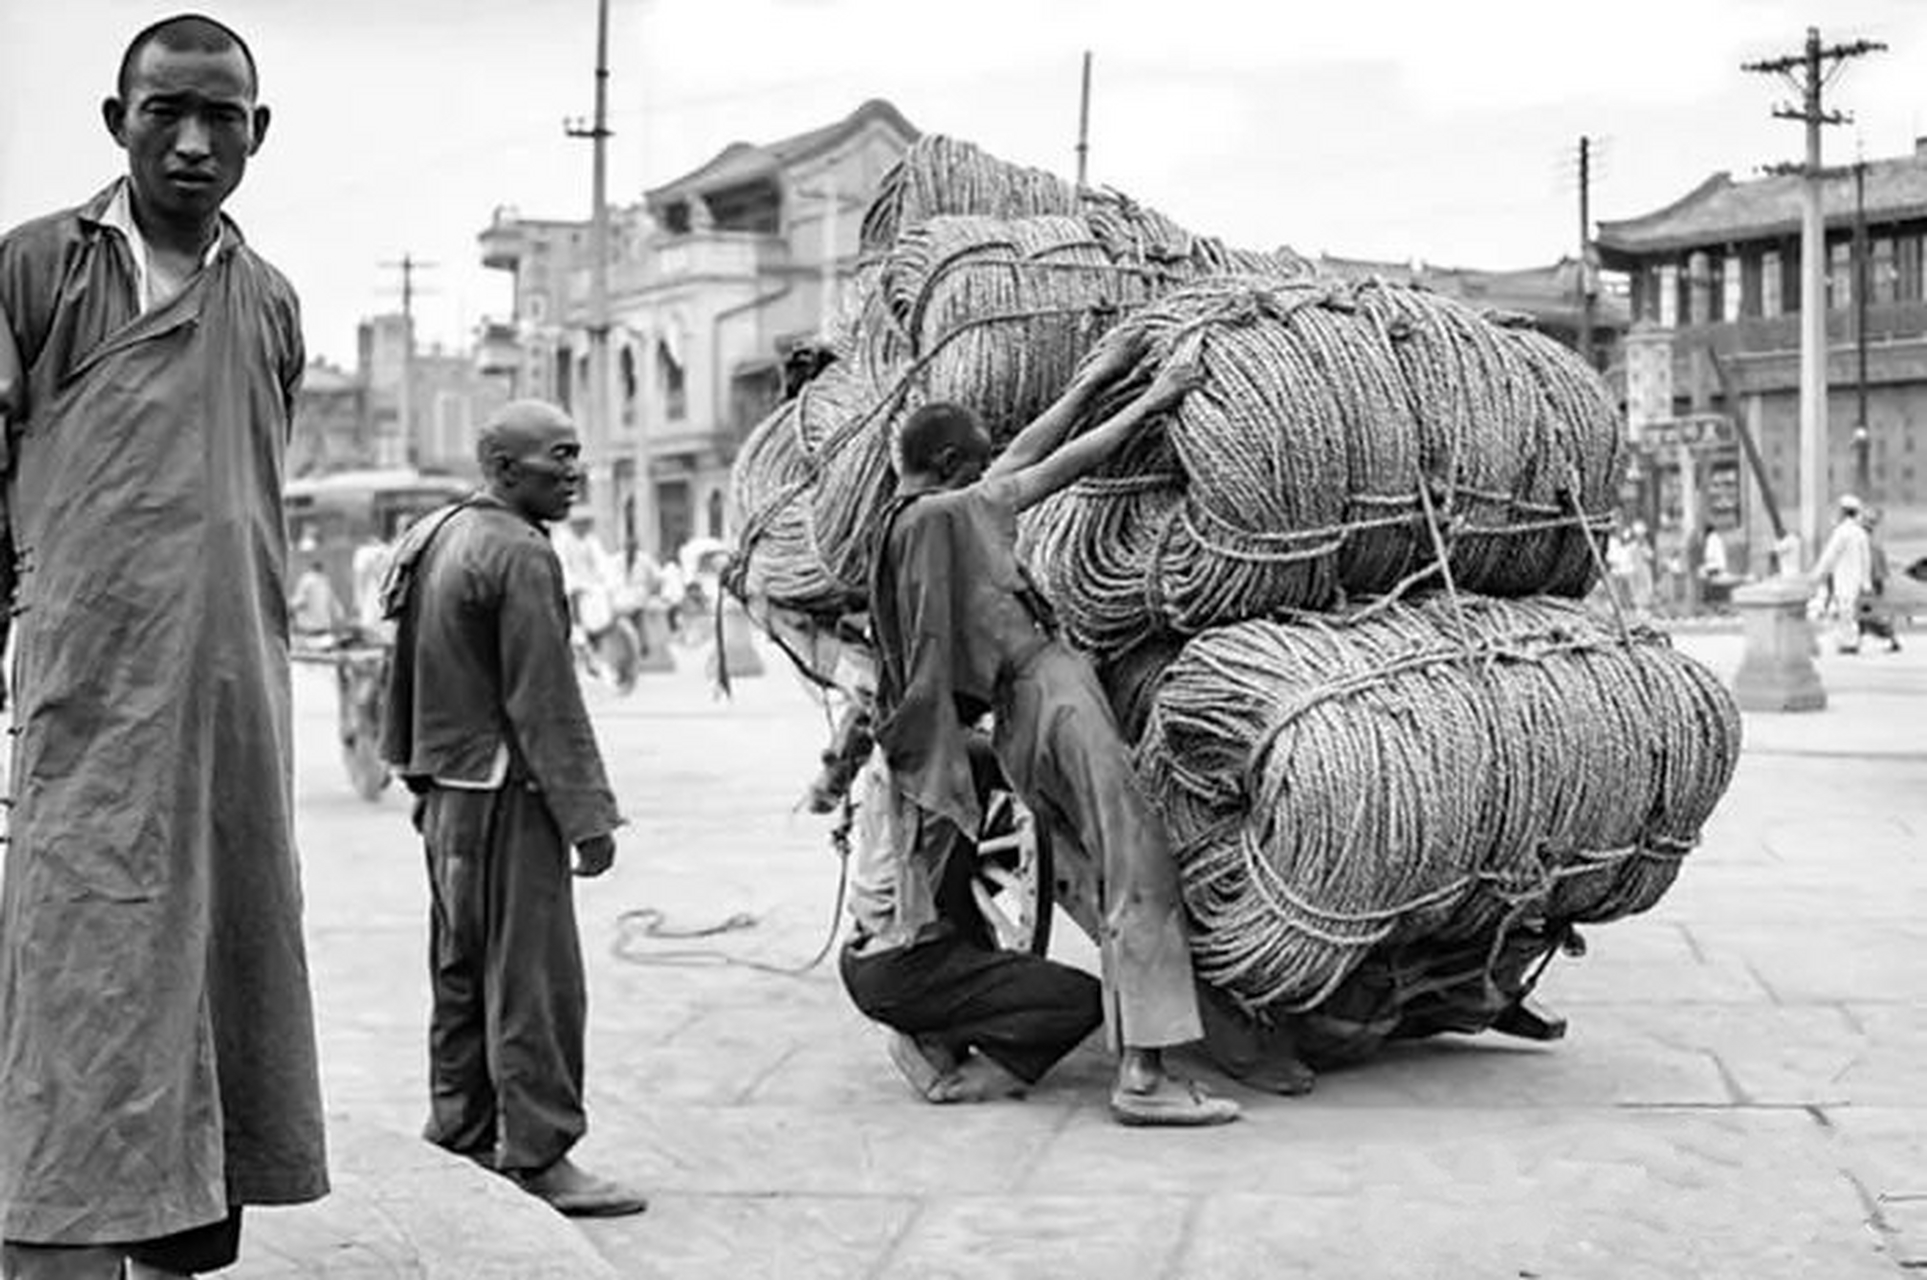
[1313, 254, 1631, 327]
[645, 99, 918, 206]
[1596, 149, 1927, 256]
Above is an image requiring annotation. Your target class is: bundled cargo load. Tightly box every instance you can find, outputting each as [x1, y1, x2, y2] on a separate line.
[1134, 596, 1742, 1013]
[730, 141, 1310, 617]
[726, 133, 1741, 1077]
[860, 135, 1305, 283]
[1019, 278, 1625, 656]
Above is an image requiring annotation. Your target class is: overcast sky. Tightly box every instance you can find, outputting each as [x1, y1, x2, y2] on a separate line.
[4, 0, 1923, 367]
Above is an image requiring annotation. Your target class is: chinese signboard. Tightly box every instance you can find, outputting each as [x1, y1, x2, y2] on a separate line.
[1639, 412, 1736, 451]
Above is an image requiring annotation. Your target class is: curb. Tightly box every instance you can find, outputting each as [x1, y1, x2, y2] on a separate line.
[234, 1117, 622, 1279]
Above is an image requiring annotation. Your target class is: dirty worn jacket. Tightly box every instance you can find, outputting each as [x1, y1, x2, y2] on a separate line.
[381, 497, 622, 846]
[0, 183, 329, 1243]
[868, 477, 1052, 838]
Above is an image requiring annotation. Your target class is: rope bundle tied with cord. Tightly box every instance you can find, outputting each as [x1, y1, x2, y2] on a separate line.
[1134, 595, 1742, 1013]
[715, 134, 1742, 1037]
[1017, 276, 1625, 658]
[724, 137, 1311, 619]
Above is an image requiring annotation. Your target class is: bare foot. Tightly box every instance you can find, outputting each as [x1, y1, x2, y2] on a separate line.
[928, 1053, 1028, 1104]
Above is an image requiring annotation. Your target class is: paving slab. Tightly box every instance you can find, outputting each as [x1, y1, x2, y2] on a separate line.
[258, 632, 1927, 1276]
[579, 1194, 919, 1280]
[881, 1194, 1194, 1280]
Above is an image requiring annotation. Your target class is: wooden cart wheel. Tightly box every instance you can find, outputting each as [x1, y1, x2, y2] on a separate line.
[972, 789, 1054, 956]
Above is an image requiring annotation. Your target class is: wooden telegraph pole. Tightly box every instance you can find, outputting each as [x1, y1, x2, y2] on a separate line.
[565, 0, 643, 553]
[1075, 51, 1093, 190]
[1743, 27, 1884, 563]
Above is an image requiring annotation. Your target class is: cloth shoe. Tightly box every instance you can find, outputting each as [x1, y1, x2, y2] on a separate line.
[510, 1156, 648, 1217]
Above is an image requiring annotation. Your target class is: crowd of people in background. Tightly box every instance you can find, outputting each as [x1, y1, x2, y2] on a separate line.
[1598, 498, 1908, 651]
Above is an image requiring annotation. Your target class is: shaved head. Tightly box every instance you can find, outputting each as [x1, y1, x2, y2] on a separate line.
[897, 401, 990, 484]
[119, 13, 258, 101]
[478, 399, 574, 467]
[478, 400, 581, 523]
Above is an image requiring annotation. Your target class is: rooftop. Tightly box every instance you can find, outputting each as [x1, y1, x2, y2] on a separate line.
[1596, 142, 1927, 258]
[1314, 254, 1631, 328]
[645, 98, 918, 210]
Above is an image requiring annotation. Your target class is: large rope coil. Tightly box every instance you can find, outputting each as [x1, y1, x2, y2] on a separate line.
[730, 138, 1314, 617]
[859, 135, 1307, 285]
[1134, 595, 1742, 1013]
[1018, 278, 1626, 656]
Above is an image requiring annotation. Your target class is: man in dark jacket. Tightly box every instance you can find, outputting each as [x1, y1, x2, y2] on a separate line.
[381, 399, 644, 1216]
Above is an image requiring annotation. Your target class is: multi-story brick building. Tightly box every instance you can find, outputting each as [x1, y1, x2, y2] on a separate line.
[1596, 140, 1927, 571]
[478, 99, 917, 560]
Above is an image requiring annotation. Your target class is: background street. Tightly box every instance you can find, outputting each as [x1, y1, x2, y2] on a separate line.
[236, 628, 1924, 1279]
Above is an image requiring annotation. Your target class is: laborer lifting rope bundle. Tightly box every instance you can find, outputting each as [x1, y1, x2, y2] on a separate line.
[1018, 277, 1625, 656]
[1134, 595, 1742, 1013]
[723, 133, 1743, 1071]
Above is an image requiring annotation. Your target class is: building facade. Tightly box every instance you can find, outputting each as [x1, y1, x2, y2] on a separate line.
[1596, 140, 1927, 572]
[290, 358, 370, 477]
[478, 99, 917, 561]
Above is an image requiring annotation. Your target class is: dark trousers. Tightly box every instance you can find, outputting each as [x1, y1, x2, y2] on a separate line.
[3, 1209, 244, 1274]
[420, 783, 587, 1174]
[840, 817, 1101, 1085]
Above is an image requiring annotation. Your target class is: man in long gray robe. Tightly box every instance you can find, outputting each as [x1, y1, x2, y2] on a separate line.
[0, 15, 326, 1277]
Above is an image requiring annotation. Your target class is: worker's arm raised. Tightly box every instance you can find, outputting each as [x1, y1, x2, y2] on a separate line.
[986, 328, 1147, 483]
[1001, 357, 1204, 515]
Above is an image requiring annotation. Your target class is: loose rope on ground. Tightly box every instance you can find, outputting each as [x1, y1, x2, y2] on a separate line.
[1133, 595, 1742, 1013]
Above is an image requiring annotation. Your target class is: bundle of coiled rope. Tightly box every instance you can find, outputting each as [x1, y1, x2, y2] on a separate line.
[725, 133, 1742, 1053]
[729, 193, 1301, 614]
[1134, 596, 1742, 1012]
[1017, 277, 1625, 656]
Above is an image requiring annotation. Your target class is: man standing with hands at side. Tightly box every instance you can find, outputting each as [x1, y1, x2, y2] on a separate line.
[381, 400, 645, 1217]
[0, 15, 327, 1277]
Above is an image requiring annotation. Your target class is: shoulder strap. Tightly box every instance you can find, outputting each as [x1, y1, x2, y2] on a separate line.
[377, 495, 484, 621]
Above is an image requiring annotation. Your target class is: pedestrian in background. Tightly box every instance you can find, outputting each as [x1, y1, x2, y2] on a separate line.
[1856, 506, 1901, 653]
[0, 14, 328, 1276]
[1812, 495, 1874, 655]
[379, 400, 646, 1217]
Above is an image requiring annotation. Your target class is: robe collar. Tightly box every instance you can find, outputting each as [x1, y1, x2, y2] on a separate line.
[78, 179, 241, 311]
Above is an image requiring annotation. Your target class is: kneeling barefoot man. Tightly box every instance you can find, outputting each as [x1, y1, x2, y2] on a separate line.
[867, 340, 1239, 1126]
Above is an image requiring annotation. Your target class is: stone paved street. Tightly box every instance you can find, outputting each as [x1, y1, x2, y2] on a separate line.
[233, 627, 1925, 1279]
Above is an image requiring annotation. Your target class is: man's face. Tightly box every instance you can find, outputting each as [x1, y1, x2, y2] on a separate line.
[504, 423, 584, 524]
[106, 43, 266, 225]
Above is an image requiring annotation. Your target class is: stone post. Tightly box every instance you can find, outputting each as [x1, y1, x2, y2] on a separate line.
[1730, 575, 1826, 712]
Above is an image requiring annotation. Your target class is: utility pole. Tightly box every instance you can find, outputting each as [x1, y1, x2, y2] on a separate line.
[1743, 26, 1885, 565]
[1576, 135, 1595, 369]
[1853, 157, 1871, 499]
[1075, 51, 1093, 190]
[379, 253, 437, 468]
[565, 0, 634, 550]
